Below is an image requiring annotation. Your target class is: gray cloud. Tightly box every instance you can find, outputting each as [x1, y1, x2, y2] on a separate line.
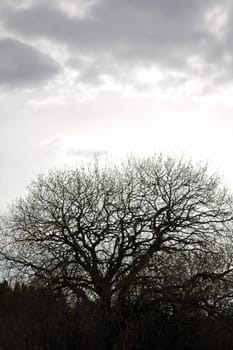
[1, 0, 233, 88]
[0, 38, 60, 88]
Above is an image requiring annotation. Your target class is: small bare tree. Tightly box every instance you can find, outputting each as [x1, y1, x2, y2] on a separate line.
[0, 155, 233, 349]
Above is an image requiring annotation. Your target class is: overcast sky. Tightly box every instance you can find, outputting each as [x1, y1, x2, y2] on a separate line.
[1, 0, 233, 208]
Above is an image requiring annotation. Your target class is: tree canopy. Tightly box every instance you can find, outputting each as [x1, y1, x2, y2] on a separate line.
[1, 155, 233, 350]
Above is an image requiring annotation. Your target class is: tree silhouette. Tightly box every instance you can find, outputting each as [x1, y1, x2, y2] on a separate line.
[1, 156, 233, 349]
[0, 280, 77, 350]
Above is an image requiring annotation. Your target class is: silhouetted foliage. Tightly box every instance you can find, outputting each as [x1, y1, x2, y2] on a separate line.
[0, 280, 77, 350]
[1, 156, 233, 349]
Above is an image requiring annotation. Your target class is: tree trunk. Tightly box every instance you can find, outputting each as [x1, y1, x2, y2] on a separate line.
[93, 295, 117, 350]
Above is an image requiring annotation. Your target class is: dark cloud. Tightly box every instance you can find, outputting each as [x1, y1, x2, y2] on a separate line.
[0, 38, 60, 88]
[1, 0, 233, 88]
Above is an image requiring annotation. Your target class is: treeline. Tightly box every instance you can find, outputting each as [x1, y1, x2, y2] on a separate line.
[0, 279, 233, 350]
[0, 281, 77, 350]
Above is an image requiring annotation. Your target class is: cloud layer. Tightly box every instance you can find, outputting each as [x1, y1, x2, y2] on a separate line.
[1, 0, 233, 89]
[0, 38, 60, 88]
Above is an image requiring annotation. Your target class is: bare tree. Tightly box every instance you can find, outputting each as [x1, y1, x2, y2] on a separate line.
[0, 155, 233, 349]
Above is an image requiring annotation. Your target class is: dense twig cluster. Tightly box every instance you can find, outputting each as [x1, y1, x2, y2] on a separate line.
[0, 156, 233, 349]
